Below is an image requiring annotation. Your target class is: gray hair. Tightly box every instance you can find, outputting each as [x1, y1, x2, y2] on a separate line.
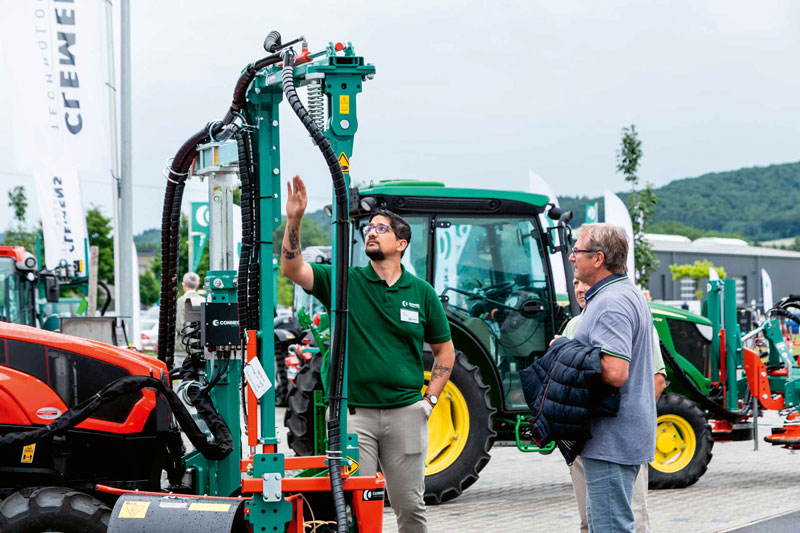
[575, 223, 628, 275]
[183, 272, 201, 290]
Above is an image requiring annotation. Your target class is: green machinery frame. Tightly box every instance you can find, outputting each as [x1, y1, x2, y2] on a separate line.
[184, 41, 376, 531]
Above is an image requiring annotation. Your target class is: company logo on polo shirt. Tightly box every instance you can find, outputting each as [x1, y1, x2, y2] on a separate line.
[402, 300, 420, 309]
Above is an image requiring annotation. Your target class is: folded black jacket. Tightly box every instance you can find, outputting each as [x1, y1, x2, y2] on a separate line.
[519, 337, 620, 462]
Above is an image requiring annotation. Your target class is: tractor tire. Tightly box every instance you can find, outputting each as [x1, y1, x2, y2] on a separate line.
[422, 351, 496, 505]
[274, 343, 290, 408]
[648, 393, 714, 489]
[0, 486, 111, 533]
[285, 354, 324, 457]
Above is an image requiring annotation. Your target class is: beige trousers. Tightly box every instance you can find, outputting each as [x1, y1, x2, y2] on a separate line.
[569, 456, 650, 533]
[349, 400, 432, 533]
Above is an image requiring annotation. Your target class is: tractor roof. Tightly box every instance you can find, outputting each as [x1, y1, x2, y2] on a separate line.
[359, 180, 550, 208]
[0, 322, 168, 378]
[649, 302, 711, 325]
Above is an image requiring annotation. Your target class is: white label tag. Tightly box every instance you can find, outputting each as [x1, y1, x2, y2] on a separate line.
[400, 309, 419, 324]
[244, 357, 272, 399]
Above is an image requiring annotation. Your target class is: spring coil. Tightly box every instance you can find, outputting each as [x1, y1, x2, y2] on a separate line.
[307, 79, 325, 133]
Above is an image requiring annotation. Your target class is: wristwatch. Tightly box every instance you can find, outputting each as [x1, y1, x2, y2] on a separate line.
[424, 393, 438, 406]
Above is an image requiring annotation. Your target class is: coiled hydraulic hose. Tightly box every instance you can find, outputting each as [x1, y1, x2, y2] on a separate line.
[157, 52, 281, 369]
[281, 49, 350, 533]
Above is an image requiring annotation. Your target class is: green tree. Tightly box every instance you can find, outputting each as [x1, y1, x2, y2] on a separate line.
[85, 207, 115, 283]
[273, 217, 330, 307]
[616, 124, 659, 286]
[4, 186, 38, 251]
[139, 270, 160, 306]
[669, 259, 726, 300]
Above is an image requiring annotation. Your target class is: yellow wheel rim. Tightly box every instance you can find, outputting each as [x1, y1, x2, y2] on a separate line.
[422, 372, 470, 476]
[650, 414, 697, 473]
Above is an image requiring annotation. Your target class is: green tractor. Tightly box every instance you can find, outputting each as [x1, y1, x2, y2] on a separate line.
[284, 181, 753, 503]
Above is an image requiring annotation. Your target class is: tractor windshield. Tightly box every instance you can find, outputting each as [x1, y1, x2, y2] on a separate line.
[0, 257, 33, 325]
[433, 216, 552, 410]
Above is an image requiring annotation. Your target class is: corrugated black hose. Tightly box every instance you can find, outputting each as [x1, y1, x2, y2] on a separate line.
[281, 49, 350, 533]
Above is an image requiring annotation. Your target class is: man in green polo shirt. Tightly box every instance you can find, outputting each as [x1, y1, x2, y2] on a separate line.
[280, 176, 455, 533]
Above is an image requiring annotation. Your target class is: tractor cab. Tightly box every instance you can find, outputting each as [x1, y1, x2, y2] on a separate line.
[351, 181, 568, 413]
[0, 247, 39, 326]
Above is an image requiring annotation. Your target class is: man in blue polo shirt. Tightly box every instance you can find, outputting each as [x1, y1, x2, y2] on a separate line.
[569, 223, 656, 532]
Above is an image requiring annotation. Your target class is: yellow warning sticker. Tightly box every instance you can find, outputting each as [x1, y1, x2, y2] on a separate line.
[338, 153, 350, 174]
[345, 456, 359, 476]
[118, 501, 150, 519]
[188, 503, 231, 512]
[339, 94, 350, 114]
[20, 444, 35, 463]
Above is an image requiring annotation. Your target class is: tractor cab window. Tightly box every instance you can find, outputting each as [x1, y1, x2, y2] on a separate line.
[434, 216, 551, 410]
[0, 258, 20, 324]
[352, 216, 430, 279]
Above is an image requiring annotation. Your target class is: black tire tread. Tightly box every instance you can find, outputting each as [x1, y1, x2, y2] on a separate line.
[0, 486, 110, 533]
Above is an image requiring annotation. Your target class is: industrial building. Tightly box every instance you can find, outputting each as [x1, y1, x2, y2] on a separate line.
[646, 234, 800, 307]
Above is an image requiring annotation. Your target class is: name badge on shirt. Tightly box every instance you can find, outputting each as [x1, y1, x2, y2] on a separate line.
[400, 309, 419, 324]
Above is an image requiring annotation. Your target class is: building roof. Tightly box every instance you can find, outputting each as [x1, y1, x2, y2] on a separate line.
[645, 233, 800, 259]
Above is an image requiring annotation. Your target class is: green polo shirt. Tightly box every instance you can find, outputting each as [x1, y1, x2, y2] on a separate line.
[307, 262, 451, 408]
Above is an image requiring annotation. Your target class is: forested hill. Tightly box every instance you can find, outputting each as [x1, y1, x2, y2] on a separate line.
[558, 161, 800, 242]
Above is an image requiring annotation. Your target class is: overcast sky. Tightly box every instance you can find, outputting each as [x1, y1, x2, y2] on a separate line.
[1, 0, 798, 235]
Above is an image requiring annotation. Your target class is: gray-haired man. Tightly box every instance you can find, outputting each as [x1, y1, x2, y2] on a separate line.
[568, 223, 656, 532]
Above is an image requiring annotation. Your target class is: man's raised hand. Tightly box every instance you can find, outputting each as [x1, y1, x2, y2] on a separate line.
[286, 175, 307, 223]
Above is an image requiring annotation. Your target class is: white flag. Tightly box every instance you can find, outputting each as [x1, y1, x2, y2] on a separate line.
[603, 190, 635, 282]
[761, 268, 773, 313]
[1, 0, 112, 268]
[528, 170, 568, 297]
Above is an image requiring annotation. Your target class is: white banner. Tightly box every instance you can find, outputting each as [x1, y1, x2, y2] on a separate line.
[603, 190, 635, 282]
[528, 170, 568, 297]
[34, 161, 89, 269]
[761, 268, 773, 313]
[1, 0, 112, 268]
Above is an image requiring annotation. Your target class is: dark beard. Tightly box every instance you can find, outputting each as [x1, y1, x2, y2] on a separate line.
[365, 247, 386, 261]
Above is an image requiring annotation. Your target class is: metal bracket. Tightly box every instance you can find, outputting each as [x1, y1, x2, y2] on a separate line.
[262, 472, 282, 502]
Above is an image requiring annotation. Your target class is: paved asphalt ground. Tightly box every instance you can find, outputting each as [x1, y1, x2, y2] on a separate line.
[271, 409, 800, 532]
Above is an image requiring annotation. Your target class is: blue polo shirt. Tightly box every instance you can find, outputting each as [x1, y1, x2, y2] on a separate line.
[573, 274, 656, 465]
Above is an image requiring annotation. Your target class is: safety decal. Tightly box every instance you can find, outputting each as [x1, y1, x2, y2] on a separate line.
[188, 502, 231, 512]
[345, 456, 359, 476]
[118, 501, 150, 519]
[339, 94, 350, 114]
[338, 152, 350, 173]
[20, 444, 35, 464]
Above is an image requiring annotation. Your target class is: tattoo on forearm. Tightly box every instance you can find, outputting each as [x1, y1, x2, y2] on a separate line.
[431, 364, 452, 380]
[282, 245, 300, 260]
[288, 227, 300, 251]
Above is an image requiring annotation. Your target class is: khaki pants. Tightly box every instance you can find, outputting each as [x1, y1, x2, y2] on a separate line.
[349, 400, 432, 533]
[569, 456, 650, 533]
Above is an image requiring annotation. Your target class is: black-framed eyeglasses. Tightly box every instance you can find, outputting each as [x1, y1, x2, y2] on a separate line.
[569, 248, 598, 257]
[361, 223, 394, 237]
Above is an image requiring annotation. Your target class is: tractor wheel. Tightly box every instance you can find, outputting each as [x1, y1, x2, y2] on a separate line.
[423, 351, 496, 505]
[274, 342, 290, 407]
[0, 486, 110, 532]
[285, 354, 324, 456]
[648, 393, 714, 489]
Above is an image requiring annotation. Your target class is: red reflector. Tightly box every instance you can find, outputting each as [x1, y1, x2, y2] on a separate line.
[313, 313, 320, 326]
[335, 42, 344, 51]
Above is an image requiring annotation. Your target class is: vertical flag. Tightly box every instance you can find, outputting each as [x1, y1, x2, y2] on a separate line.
[190, 202, 209, 273]
[528, 170, 568, 296]
[761, 268, 773, 313]
[584, 202, 599, 224]
[1, 1, 111, 269]
[603, 190, 635, 282]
